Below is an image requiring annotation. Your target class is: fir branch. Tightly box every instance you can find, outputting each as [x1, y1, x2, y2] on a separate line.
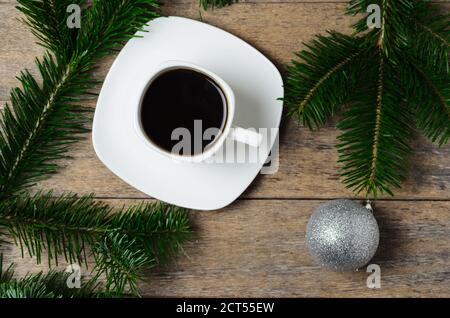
[0, 0, 192, 297]
[0, 52, 92, 199]
[110, 202, 192, 264]
[0, 254, 100, 298]
[348, 0, 415, 56]
[93, 231, 153, 295]
[283, 32, 367, 129]
[407, 1, 450, 74]
[336, 51, 413, 197]
[286, 0, 449, 197]
[405, 59, 450, 146]
[0, 193, 191, 264]
[0, 193, 191, 295]
[0, 0, 160, 199]
[0, 192, 111, 265]
[94, 202, 191, 295]
[16, 0, 85, 59]
[0, 255, 14, 283]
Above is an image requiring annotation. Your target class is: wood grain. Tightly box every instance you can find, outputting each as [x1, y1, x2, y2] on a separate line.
[2, 199, 449, 297]
[27, 117, 450, 200]
[1, 1, 449, 200]
[0, 0, 449, 297]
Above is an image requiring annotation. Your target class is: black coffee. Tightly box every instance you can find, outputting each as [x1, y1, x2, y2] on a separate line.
[140, 68, 227, 156]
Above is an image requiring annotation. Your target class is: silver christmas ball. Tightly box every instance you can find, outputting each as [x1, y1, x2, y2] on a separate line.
[306, 199, 379, 271]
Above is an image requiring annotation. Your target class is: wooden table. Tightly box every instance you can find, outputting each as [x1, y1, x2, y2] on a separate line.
[1, 0, 449, 297]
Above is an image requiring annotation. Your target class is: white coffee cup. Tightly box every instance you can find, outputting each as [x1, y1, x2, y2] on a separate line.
[134, 60, 262, 163]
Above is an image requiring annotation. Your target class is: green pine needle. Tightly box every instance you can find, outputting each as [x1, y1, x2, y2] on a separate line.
[0, 254, 100, 298]
[284, 32, 368, 129]
[110, 202, 192, 265]
[285, 0, 449, 198]
[0, 192, 111, 265]
[408, 62, 450, 146]
[336, 50, 413, 197]
[348, 0, 416, 57]
[93, 231, 153, 295]
[94, 202, 191, 295]
[0, 0, 160, 199]
[408, 1, 450, 74]
[0, 193, 192, 295]
[0, 255, 14, 283]
[0, 0, 192, 297]
[16, 0, 85, 58]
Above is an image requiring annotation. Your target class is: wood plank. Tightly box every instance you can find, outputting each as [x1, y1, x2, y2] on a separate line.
[3, 98, 447, 200]
[1, 0, 449, 299]
[1, 2, 449, 200]
[2, 199, 449, 297]
[0, 2, 354, 100]
[3, 2, 449, 100]
[27, 117, 450, 200]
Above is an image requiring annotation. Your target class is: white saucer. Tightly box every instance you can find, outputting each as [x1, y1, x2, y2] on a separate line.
[92, 17, 283, 210]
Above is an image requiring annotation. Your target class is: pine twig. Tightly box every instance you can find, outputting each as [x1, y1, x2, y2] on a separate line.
[0, 193, 192, 295]
[0, 254, 101, 298]
[283, 32, 367, 129]
[285, 0, 449, 198]
[0, 0, 159, 198]
[0, 0, 192, 296]
[336, 50, 413, 197]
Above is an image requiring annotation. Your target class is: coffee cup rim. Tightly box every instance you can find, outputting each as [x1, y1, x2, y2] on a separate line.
[134, 60, 236, 163]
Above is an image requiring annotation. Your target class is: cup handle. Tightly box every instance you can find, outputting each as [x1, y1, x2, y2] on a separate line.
[229, 127, 262, 148]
